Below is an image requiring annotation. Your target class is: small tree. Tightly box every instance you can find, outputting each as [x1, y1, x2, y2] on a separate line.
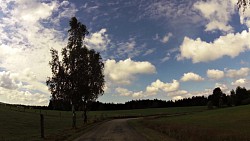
[47, 17, 105, 127]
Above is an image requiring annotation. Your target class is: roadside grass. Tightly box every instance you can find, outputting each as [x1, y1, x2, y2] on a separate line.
[129, 119, 177, 141]
[0, 104, 206, 141]
[130, 105, 250, 141]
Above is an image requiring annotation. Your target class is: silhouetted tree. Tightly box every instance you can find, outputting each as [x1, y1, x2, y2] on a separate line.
[209, 87, 223, 107]
[47, 17, 105, 127]
[238, 0, 250, 11]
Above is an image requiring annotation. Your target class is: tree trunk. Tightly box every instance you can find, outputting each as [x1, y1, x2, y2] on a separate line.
[72, 104, 76, 128]
[83, 101, 87, 124]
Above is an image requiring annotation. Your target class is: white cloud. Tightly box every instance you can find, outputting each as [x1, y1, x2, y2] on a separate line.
[146, 79, 179, 95]
[113, 38, 142, 59]
[143, 0, 202, 24]
[178, 29, 250, 63]
[193, 0, 235, 32]
[161, 56, 170, 63]
[0, 71, 21, 90]
[115, 87, 144, 99]
[189, 89, 212, 97]
[207, 69, 224, 80]
[143, 49, 155, 56]
[161, 33, 173, 43]
[115, 87, 132, 96]
[180, 72, 204, 82]
[0, 87, 49, 106]
[226, 67, 250, 78]
[0, 1, 78, 105]
[115, 79, 180, 99]
[231, 78, 247, 86]
[215, 83, 229, 92]
[85, 28, 110, 51]
[104, 58, 156, 85]
[168, 90, 189, 96]
[172, 96, 183, 101]
[132, 91, 144, 98]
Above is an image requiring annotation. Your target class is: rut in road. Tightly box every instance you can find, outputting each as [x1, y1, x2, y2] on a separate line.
[74, 118, 147, 141]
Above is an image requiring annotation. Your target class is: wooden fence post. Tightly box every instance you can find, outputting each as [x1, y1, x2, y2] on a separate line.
[40, 114, 44, 138]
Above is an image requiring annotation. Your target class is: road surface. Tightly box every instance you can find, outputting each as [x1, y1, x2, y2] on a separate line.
[74, 118, 147, 141]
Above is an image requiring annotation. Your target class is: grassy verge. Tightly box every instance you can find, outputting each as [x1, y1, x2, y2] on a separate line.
[130, 105, 250, 141]
[129, 119, 176, 141]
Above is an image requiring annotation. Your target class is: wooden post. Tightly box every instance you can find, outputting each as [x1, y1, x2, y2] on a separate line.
[40, 114, 44, 138]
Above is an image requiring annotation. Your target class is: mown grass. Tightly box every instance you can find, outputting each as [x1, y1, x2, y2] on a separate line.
[130, 105, 250, 141]
[0, 104, 205, 141]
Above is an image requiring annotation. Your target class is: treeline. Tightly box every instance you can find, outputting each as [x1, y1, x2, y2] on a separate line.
[0, 102, 48, 110]
[48, 96, 209, 111]
[48, 86, 250, 111]
[208, 86, 250, 108]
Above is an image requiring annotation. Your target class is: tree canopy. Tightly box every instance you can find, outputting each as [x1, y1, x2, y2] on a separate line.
[238, 0, 250, 11]
[46, 17, 105, 126]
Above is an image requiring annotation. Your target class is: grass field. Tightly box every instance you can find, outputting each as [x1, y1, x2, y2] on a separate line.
[0, 104, 205, 141]
[129, 105, 250, 141]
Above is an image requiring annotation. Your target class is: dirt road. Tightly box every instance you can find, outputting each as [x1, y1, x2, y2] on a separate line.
[74, 118, 147, 141]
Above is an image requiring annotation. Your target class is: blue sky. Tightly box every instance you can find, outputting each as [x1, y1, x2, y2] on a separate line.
[1, 0, 250, 105]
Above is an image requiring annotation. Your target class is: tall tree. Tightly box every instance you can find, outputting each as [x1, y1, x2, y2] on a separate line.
[46, 17, 105, 127]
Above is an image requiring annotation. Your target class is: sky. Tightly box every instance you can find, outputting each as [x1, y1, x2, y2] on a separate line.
[1, 0, 250, 106]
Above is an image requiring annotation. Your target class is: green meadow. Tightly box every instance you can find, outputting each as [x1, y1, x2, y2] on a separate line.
[130, 104, 250, 141]
[2, 104, 250, 141]
[0, 104, 205, 141]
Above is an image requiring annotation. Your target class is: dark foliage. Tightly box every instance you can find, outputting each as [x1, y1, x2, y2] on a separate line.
[48, 96, 209, 111]
[238, 0, 250, 12]
[46, 17, 105, 126]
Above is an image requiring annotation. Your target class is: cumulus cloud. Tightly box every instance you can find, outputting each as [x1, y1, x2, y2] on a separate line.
[207, 69, 224, 80]
[105, 58, 156, 85]
[193, 0, 235, 32]
[0, 71, 21, 90]
[132, 91, 144, 98]
[85, 28, 111, 51]
[226, 68, 250, 79]
[146, 79, 180, 95]
[215, 83, 229, 92]
[231, 78, 247, 86]
[0, 87, 49, 106]
[180, 72, 204, 82]
[178, 29, 250, 63]
[115, 79, 180, 99]
[115, 87, 132, 96]
[172, 96, 183, 101]
[0, 1, 78, 105]
[115, 87, 144, 99]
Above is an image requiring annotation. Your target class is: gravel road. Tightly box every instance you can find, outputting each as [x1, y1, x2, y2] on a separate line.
[74, 118, 147, 141]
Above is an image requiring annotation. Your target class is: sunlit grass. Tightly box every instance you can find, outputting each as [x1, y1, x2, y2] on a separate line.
[130, 105, 250, 141]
